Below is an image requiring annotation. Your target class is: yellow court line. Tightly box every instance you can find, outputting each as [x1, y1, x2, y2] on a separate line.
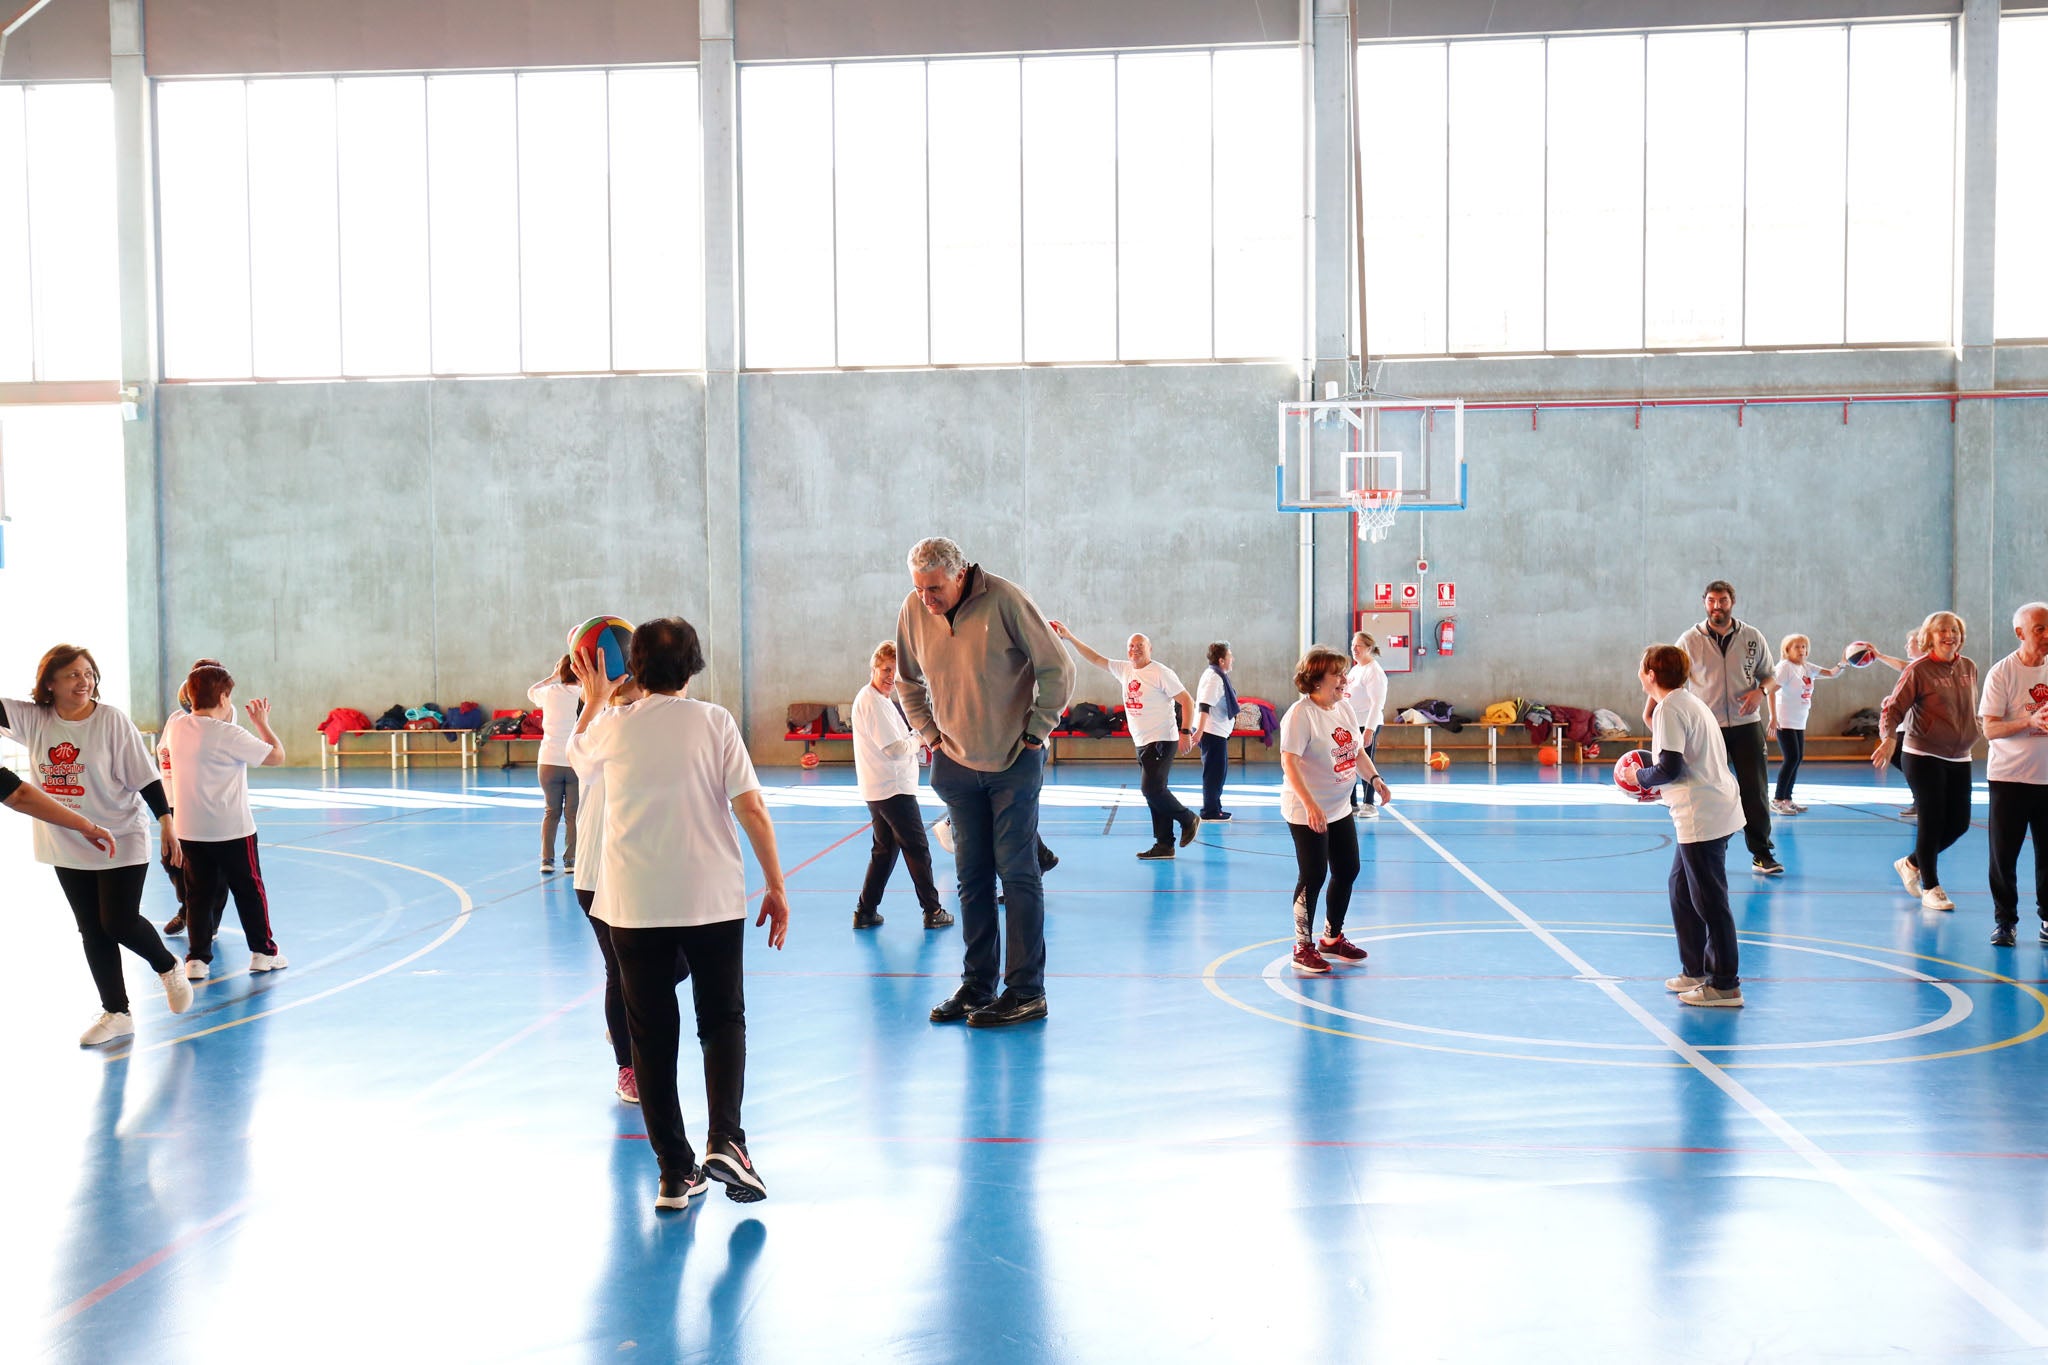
[1203, 924, 2048, 1070]
[102, 846, 475, 1062]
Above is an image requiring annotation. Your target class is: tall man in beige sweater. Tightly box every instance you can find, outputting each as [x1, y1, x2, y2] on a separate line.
[895, 537, 1074, 1028]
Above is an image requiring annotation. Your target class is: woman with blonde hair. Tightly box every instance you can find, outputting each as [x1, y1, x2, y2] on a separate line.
[1874, 612, 1980, 911]
[529, 653, 582, 874]
[1346, 631, 1389, 818]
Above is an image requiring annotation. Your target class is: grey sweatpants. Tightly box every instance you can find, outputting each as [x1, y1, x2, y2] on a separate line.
[539, 763, 580, 861]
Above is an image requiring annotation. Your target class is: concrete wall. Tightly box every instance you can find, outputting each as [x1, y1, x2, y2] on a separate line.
[158, 376, 707, 753]
[151, 351, 2046, 761]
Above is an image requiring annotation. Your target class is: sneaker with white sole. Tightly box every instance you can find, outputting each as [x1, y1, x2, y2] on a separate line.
[616, 1066, 640, 1104]
[1920, 886, 1955, 912]
[249, 951, 289, 973]
[79, 1011, 134, 1046]
[1664, 974, 1705, 992]
[1679, 984, 1744, 1008]
[1769, 799, 1797, 816]
[1291, 943, 1331, 975]
[541, 859, 555, 875]
[1789, 802, 1809, 814]
[160, 968, 193, 1014]
[1357, 804, 1380, 821]
[1893, 856, 1924, 898]
[183, 958, 208, 981]
[704, 1138, 767, 1203]
[1317, 934, 1368, 964]
[654, 1166, 710, 1209]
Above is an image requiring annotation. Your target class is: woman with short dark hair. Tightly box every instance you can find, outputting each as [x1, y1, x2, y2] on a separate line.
[568, 616, 791, 1210]
[1194, 641, 1239, 821]
[4, 644, 193, 1045]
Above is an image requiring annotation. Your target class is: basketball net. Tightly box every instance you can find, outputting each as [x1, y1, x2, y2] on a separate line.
[1349, 487, 1399, 543]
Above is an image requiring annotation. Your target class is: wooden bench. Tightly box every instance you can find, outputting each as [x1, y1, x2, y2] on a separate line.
[319, 729, 477, 771]
[1376, 723, 1644, 766]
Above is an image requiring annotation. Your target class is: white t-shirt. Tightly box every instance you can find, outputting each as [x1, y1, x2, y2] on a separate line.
[1280, 697, 1367, 824]
[1981, 650, 2048, 786]
[1650, 689, 1745, 845]
[851, 683, 921, 801]
[161, 710, 273, 842]
[1773, 660, 1822, 731]
[567, 694, 762, 929]
[569, 707, 616, 894]
[1, 698, 157, 869]
[1193, 667, 1236, 738]
[1108, 660, 1187, 748]
[526, 679, 582, 767]
[1345, 660, 1388, 734]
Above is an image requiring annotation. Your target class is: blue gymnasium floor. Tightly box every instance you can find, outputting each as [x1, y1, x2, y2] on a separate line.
[8, 760, 2048, 1365]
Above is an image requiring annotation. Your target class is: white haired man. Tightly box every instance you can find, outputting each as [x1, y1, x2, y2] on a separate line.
[1982, 602, 2048, 947]
[895, 537, 1074, 1027]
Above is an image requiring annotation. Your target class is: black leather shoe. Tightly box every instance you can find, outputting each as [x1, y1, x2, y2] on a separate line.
[1179, 814, 1202, 847]
[1992, 923, 2017, 947]
[1200, 810, 1232, 822]
[853, 907, 883, 929]
[966, 990, 1047, 1028]
[1137, 842, 1174, 860]
[923, 907, 955, 929]
[930, 986, 994, 1022]
[1038, 847, 1059, 874]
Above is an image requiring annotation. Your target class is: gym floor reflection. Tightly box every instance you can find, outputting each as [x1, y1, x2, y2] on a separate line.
[9, 763, 2047, 1363]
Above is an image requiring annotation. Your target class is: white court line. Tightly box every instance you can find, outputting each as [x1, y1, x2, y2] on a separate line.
[1384, 804, 2048, 1349]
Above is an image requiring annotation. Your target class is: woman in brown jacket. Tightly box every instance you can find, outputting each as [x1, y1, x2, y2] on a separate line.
[1873, 612, 1980, 911]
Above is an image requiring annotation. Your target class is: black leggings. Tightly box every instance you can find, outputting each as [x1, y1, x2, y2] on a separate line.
[181, 834, 278, 962]
[1988, 782, 2048, 925]
[1287, 815, 1360, 944]
[611, 917, 746, 1180]
[55, 864, 175, 1014]
[860, 793, 943, 914]
[1902, 752, 1974, 890]
[576, 889, 634, 1068]
[1199, 731, 1230, 817]
[1137, 740, 1194, 844]
[1773, 728, 1806, 802]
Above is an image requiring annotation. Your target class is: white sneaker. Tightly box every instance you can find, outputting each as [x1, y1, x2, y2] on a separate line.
[1664, 974, 1705, 992]
[79, 1011, 134, 1046]
[1789, 802, 1810, 814]
[1894, 856, 1924, 898]
[183, 958, 209, 981]
[249, 951, 289, 973]
[1769, 799, 1797, 816]
[1920, 886, 1955, 912]
[160, 968, 193, 1014]
[1357, 804, 1380, 821]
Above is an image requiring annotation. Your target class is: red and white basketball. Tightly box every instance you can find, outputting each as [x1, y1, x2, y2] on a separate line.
[1843, 640, 1879, 668]
[1612, 749, 1658, 800]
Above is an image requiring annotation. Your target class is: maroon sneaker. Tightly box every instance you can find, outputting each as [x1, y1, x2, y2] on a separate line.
[1291, 943, 1331, 975]
[615, 1066, 640, 1105]
[1317, 934, 1368, 964]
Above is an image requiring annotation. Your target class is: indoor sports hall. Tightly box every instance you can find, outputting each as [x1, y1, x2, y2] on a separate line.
[4, 2, 2048, 1363]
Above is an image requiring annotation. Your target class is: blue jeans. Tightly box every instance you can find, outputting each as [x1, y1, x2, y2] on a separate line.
[931, 747, 1047, 999]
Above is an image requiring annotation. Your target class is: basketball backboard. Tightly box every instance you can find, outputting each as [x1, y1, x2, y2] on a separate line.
[1276, 398, 1466, 514]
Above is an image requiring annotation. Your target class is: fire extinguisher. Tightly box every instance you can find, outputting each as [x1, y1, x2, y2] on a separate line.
[1436, 618, 1455, 656]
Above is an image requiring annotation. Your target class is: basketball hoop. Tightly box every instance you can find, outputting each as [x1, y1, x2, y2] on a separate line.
[1349, 487, 1399, 543]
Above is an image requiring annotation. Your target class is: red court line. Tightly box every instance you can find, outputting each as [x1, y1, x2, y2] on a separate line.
[47, 1199, 250, 1328]
[748, 824, 870, 900]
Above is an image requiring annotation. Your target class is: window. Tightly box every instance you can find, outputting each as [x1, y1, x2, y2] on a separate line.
[740, 48, 1303, 368]
[1361, 20, 1954, 355]
[1447, 40, 1544, 352]
[0, 84, 119, 382]
[1997, 16, 2048, 339]
[155, 69, 702, 379]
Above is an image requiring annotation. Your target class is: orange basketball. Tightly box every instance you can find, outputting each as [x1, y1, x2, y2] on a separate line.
[1427, 752, 1450, 771]
[800, 751, 820, 769]
[1537, 745, 1559, 767]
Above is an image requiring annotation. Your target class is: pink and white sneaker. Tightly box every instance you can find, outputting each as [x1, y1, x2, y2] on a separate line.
[1291, 943, 1331, 975]
[616, 1066, 640, 1104]
[1317, 934, 1368, 964]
